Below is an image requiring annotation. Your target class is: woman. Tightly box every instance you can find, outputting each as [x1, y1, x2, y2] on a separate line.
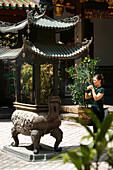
[85, 74, 105, 133]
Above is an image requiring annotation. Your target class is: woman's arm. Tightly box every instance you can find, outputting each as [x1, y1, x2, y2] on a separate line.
[85, 92, 91, 99]
[87, 85, 104, 101]
[91, 88, 104, 101]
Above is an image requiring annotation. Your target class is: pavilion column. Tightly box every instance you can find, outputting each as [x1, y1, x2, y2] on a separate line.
[34, 61, 40, 105]
[15, 60, 21, 102]
[53, 61, 58, 96]
[32, 64, 35, 103]
[60, 60, 65, 98]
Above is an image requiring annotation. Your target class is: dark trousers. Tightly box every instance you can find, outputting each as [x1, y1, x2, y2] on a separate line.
[91, 106, 104, 133]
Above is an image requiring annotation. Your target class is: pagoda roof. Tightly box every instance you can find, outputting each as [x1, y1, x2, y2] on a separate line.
[0, 0, 39, 10]
[0, 37, 93, 60]
[0, 19, 28, 33]
[0, 46, 22, 59]
[23, 38, 93, 60]
[0, 11, 79, 33]
[29, 12, 80, 31]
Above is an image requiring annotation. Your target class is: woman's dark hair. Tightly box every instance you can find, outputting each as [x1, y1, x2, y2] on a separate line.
[94, 74, 104, 84]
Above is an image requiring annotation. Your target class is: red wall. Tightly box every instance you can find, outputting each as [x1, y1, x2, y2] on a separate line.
[0, 7, 27, 22]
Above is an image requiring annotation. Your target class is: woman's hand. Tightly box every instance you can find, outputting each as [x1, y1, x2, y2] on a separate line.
[87, 85, 94, 90]
[85, 85, 92, 99]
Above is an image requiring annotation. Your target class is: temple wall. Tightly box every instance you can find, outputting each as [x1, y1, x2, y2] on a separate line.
[90, 18, 113, 104]
[91, 18, 113, 66]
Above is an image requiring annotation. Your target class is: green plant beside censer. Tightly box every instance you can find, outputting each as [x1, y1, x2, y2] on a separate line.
[52, 110, 113, 170]
[65, 57, 99, 124]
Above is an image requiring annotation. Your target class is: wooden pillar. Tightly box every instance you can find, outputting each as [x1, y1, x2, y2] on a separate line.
[60, 60, 65, 98]
[32, 64, 35, 103]
[34, 60, 40, 105]
[53, 61, 58, 96]
[15, 59, 21, 102]
[65, 60, 68, 86]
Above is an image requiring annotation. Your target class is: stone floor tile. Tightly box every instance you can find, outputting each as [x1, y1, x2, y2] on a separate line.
[0, 119, 112, 170]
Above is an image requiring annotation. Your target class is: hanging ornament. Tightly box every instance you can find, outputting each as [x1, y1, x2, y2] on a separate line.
[60, 0, 64, 4]
[52, 0, 58, 5]
[65, 0, 71, 8]
[55, 4, 64, 16]
[27, 22, 30, 40]
[65, 2, 71, 8]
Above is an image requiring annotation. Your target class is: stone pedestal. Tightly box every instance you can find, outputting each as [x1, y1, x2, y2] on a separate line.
[3, 143, 60, 162]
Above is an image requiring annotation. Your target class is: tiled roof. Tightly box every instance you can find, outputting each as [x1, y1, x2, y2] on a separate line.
[0, 38, 93, 60]
[0, 46, 22, 59]
[29, 14, 80, 30]
[0, 19, 28, 33]
[0, 0, 39, 9]
[23, 38, 93, 60]
[0, 13, 80, 33]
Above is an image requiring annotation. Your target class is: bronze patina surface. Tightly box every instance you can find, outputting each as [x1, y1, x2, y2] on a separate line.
[11, 96, 63, 154]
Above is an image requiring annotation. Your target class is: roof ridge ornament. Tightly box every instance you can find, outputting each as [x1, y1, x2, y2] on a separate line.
[26, 10, 34, 22]
[26, 8, 47, 23]
[58, 15, 80, 23]
[39, 4, 48, 14]
[0, 21, 15, 27]
[33, 10, 46, 19]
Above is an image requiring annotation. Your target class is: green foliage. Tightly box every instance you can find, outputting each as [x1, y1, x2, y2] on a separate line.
[40, 63, 53, 103]
[0, 34, 18, 47]
[5, 62, 54, 104]
[20, 63, 33, 102]
[4, 61, 16, 99]
[66, 57, 99, 107]
[53, 110, 113, 170]
[21, 63, 54, 103]
[21, 63, 33, 93]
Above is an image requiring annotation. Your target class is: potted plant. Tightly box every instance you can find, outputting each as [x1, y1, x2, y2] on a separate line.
[66, 57, 99, 124]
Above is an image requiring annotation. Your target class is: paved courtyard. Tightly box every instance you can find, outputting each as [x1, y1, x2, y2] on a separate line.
[0, 118, 112, 170]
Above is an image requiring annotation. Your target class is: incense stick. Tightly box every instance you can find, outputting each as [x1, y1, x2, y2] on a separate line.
[87, 72, 90, 85]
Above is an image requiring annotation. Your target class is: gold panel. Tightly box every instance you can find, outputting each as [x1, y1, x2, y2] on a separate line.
[84, 9, 113, 18]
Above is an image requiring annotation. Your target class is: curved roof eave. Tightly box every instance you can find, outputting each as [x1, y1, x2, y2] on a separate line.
[23, 37, 93, 60]
[0, 19, 28, 33]
[29, 14, 80, 30]
[0, 14, 79, 33]
[0, 46, 23, 60]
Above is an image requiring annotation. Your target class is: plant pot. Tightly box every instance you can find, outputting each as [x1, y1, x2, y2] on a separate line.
[78, 107, 92, 125]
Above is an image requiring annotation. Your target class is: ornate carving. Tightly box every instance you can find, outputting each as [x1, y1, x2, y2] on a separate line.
[55, 4, 64, 16]
[26, 10, 34, 22]
[0, 21, 15, 27]
[11, 110, 46, 135]
[84, 9, 113, 18]
[58, 15, 80, 23]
